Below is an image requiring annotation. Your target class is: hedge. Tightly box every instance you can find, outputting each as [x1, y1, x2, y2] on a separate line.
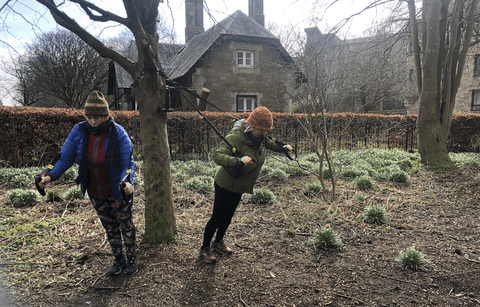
[1, 106, 479, 167]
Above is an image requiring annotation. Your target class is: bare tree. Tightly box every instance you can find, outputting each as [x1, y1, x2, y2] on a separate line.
[407, 0, 479, 167]
[2, 0, 177, 244]
[12, 29, 109, 108]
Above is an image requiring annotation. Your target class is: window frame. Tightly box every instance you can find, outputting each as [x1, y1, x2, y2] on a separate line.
[472, 90, 480, 111]
[474, 55, 480, 76]
[236, 95, 257, 112]
[236, 50, 254, 68]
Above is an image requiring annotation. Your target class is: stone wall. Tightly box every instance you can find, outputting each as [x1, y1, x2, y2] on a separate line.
[191, 39, 293, 113]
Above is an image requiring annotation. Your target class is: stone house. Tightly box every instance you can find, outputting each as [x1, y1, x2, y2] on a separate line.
[108, 0, 297, 113]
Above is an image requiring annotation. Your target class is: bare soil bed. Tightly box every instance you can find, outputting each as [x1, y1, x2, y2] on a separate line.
[2, 167, 480, 306]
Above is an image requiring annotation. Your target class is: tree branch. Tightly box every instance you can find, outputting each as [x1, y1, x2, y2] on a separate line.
[69, 0, 129, 25]
[35, 0, 136, 76]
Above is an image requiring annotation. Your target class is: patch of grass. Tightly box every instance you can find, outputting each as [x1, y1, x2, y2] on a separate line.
[314, 227, 343, 248]
[303, 181, 323, 196]
[363, 205, 389, 224]
[46, 189, 62, 202]
[182, 176, 214, 193]
[247, 188, 276, 204]
[355, 175, 373, 190]
[63, 186, 84, 200]
[4, 189, 41, 207]
[268, 168, 288, 181]
[397, 246, 430, 271]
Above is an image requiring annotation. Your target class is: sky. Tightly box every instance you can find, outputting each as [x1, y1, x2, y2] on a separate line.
[0, 0, 384, 106]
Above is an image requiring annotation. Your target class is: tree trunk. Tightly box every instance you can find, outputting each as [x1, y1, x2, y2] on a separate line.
[416, 0, 454, 167]
[139, 73, 177, 243]
[34, 0, 178, 244]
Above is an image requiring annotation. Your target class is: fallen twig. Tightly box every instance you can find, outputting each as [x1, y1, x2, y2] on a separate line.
[372, 268, 438, 288]
[239, 290, 250, 307]
[333, 291, 365, 304]
[91, 272, 107, 287]
[164, 293, 176, 306]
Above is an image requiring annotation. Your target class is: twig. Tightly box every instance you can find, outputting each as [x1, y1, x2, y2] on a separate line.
[61, 198, 74, 218]
[74, 278, 85, 287]
[92, 238, 108, 255]
[239, 290, 250, 307]
[333, 291, 365, 304]
[234, 243, 254, 250]
[95, 286, 120, 291]
[120, 276, 129, 290]
[91, 272, 107, 287]
[436, 268, 480, 277]
[372, 268, 438, 288]
[164, 293, 176, 306]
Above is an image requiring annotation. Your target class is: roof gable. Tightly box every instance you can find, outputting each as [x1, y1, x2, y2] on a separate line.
[167, 10, 281, 80]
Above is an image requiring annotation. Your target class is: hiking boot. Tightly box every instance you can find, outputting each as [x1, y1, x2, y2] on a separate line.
[200, 246, 217, 264]
[108, 256, 126, 276]
[125, 255, 138, 275]
[212, 240, 232, 255]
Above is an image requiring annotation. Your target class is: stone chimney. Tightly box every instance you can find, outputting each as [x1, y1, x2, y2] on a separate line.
[304, 27, 322, 47]
[249, 0, 264, 27]
[185, 0, 204, 43]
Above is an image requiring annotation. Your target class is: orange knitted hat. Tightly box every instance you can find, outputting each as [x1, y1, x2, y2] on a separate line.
[84, 91, 110, 117]
[246, 106, 273, 131]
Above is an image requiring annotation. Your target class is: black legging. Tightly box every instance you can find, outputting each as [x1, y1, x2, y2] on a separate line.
[202, 182, 242, 248]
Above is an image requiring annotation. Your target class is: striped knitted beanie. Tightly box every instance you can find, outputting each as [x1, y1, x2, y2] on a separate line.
[84, 91, 110, 117]
[246, 106, 273, 131]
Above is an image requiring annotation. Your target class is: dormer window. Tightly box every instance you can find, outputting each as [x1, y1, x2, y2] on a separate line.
[237, 51, 254, 68]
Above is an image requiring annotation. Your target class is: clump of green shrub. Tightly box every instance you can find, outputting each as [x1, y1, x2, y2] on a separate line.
[59, 166, 78, 182]
[397, 246, 430, 271]
[388, 170, 410, 184]
[46, 189, 62, 202]
[355, 175, 373, 190]
[247, 188, 276, 204]
[450, 152, 480, 168]
[0, 168, 37, 188]
[268, 169, 288, 181]
[182, 176, 214, 193]
[63, 186, 84, 200]
[288, 162, 312, 177]
[363, 205, 389, 224]
[4, 189, 41, 207]
[314, 227, 343, 248]
[341, 165, 368, 179]
[303, 181, 323, 196]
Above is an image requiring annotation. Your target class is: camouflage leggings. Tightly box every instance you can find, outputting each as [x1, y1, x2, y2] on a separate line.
[90, 194, 136, 258]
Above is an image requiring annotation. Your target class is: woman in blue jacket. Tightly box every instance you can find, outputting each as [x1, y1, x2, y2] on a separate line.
[38, 91, 138, 275]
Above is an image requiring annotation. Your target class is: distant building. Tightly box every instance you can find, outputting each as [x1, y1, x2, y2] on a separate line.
[302, 26, 410, 114]
[108, 0, 298, 113]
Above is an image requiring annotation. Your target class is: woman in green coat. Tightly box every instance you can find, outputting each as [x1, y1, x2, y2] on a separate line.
[200, 106, 292, 263]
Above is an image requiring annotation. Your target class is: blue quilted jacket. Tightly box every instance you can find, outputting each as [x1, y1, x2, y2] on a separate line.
[48, 121, 135, 201]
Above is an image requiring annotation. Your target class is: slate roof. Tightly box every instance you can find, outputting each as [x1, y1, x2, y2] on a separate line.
[167, 10, 292, 80]
[112, 10, 294, 87]
[114, 41, 184, 88]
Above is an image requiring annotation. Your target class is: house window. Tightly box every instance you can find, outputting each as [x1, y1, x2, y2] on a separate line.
[474, 55, 480, 76]
[237, 51, 254, 68]
[236, 96, 257, 112]
[473, 90, 480, 111]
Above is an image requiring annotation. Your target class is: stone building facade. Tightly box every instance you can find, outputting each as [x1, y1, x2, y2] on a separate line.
[109, 0, 296, 113]
[168, 0, 296, 113]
